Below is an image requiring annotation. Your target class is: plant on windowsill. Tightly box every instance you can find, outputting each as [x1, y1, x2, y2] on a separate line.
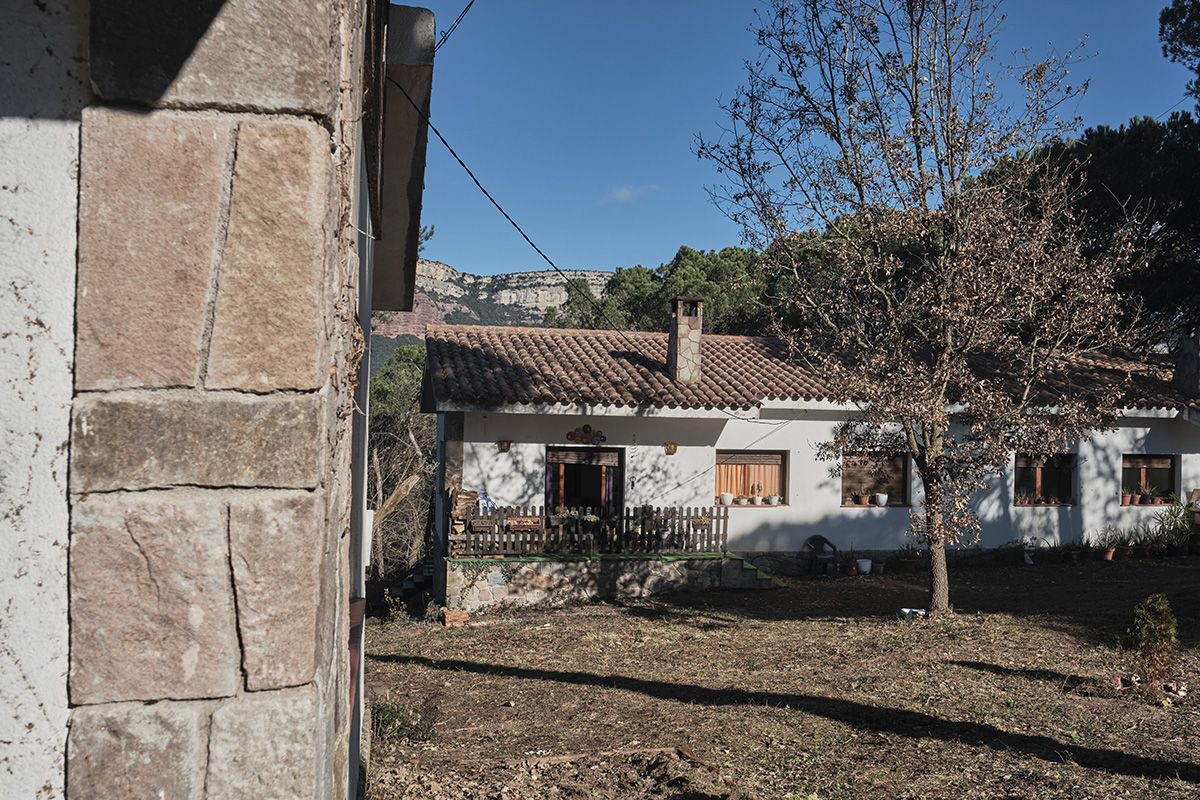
[766, 493, 781, 506]
[751, 481, 764, 505]
[1139, 484, 1156, 505]
[1122, 489, 1134, 506]
[734, 495, 750, 505]
[873, 492, 889, 507]
[718, 491, 734, 506]
[850, 486, 869, 506]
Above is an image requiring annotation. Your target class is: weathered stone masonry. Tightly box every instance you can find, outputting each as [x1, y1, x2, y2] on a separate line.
[65, 1, 377, 797]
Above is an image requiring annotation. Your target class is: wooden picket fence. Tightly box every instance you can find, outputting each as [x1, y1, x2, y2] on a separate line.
[450, 505, 729, 557]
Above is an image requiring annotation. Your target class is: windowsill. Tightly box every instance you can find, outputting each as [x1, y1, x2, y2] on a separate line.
[840, 503, 910, 509]
[1120, 501, 1170, 507]
[718, 503, 789, 509]
[1014, 503, 1076, 508]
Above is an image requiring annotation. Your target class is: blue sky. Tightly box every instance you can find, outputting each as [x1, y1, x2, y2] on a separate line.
[416, 1, 1194, 276]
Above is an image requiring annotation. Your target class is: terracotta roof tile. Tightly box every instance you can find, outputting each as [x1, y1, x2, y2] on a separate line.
[423, 323, 1192, 413]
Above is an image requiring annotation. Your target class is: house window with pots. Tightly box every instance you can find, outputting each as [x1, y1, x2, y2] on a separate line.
[715, 451, 787, 505]
[841, 453, 909, 506]
[1013, 454, 1076, 506]
[1121, 455, 1176, 505]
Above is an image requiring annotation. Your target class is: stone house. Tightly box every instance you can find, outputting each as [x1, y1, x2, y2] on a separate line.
[2, 1, 433, 797]
[423, 299, 1200, 583]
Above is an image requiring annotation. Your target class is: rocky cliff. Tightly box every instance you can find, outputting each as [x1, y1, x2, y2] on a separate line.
[372, 259, 609, 340]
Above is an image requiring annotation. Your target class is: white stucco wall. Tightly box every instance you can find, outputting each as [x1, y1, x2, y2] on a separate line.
[457, 409, 1200, 555]
[0, 2, 86, 796]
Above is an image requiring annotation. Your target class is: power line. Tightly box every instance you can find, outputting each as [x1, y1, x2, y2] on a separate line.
[385, 75, 633, 337]
[1155, 95, 1189, 120]
[384, 74, 787, 426]
[434, 0, 476, 52]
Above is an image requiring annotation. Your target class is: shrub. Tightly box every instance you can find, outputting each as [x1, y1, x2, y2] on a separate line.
[372, 699, 438, 744]
[1130, 593, 1179, 692]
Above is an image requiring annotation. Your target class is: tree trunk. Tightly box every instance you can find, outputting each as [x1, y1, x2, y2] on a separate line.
[928, 540, 950, 615]
[921, 471, 952, 616]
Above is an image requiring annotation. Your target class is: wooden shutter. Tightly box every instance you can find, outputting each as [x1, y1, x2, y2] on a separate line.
[546, 448, 620, 466]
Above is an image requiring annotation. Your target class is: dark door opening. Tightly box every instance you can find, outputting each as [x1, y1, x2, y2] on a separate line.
[545, 447, 624, 516]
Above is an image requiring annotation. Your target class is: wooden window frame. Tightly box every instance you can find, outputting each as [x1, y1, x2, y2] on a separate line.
[1013, 453, 1077, 507]
[715, 450, 788, 506]
[1121, 454, 1177, 505]
[545, 446, 625, 514]
[840, 452, 910, 507]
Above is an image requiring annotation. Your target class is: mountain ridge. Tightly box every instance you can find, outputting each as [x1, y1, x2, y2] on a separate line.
[370, 259, 609, 369]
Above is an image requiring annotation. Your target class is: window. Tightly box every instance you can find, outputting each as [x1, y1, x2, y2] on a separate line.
[1121, 455, 1176, 505]
[1013, 454, 1076, 506]
[841, 453, 909, 506]
[715, 451, 787, 503]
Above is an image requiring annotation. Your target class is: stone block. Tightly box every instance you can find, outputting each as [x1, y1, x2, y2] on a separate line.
[90, 0, 336, 115]
[68, 703, 206, 799]
[206, 687, 318, 799]
[486, 569, 505, 586]
[76, 108, 233, 389]
[229, 494, 322, 690]
[207, 120, 331, 391]
[70, 495, 239, 703]
[72, 392, 322, 492]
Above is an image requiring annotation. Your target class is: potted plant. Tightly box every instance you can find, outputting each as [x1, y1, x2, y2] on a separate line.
[1139, 484, 1155, 505]
[766, 493, 781, 506]
[894, 545, 921, 572]
[873, 492, 889, 507]
[1121, 490, 1133, 506]
[1152, 495, 1193, 556]
[849, 487, 869, 506]
[719, 491, 734, 506]
[734, 495, 750, 506]
[1098, 527, 1119, 561]
[751, 481, 765, 505]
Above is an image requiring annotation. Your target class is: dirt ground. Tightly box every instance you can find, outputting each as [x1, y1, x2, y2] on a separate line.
[365, 559, 1200, 799]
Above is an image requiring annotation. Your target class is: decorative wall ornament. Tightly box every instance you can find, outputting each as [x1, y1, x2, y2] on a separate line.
[496, 439, 512, 452]
[565, 424, 606, 445]
[663, 442, 679, 455]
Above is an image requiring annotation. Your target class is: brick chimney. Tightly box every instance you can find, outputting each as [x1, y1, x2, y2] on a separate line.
[667, 297, 703, 383]
[1174, 330, 1200, 397]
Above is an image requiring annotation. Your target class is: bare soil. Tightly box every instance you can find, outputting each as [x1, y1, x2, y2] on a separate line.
[365, 559, 1200, 799]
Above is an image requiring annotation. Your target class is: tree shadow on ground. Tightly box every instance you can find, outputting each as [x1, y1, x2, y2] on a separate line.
[369, 653, 1200, 785]
[947, 659, 1090, 692]
[619, 561, 1200, 646]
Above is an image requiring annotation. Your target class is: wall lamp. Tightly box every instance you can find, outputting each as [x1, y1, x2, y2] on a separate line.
[496, 439, 512, 452]
[663, 442, 679, 455]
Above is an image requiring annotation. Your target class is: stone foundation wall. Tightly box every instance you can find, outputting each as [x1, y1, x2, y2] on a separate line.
[445, 557, 725, 612]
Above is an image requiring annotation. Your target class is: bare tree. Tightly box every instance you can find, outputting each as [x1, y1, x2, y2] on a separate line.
[698, 0, 1140, 614]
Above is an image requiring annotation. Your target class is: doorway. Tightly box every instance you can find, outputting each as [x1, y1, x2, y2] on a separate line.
[545, 447, 624, 515]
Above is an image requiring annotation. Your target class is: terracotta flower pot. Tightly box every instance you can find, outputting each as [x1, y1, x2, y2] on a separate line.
[1102, 546, 1116, 561]
[1121, 493, 1132, 506]
[1130, 494, 1142, 505]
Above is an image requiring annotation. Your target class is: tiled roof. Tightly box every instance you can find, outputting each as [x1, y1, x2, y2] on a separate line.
[422, 323, 1191, 413]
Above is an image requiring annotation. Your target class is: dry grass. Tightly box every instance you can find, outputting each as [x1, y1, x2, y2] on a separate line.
[366, 559, 1200, 799]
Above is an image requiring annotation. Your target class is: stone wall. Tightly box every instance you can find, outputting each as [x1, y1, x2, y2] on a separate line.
[63, 1, 372, 797]
[445, 557, 728, 612]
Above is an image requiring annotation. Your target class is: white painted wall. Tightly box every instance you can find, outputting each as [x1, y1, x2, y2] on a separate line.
[0, 2, 87, 796]
[457, 409, 1200, 555]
